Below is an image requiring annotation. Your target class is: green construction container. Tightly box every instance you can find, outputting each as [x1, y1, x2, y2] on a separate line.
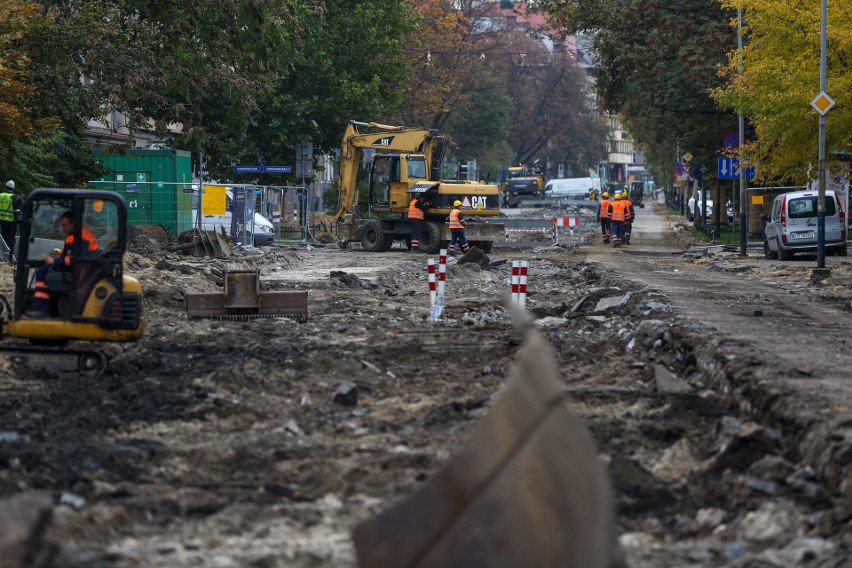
[91, 149, 194, 236]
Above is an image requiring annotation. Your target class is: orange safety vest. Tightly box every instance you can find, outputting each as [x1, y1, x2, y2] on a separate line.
[599, 199, 611, 219]
[61, 227, 99, 267]
[610, 201, 627, 222]
[408, 199, 424, 220]
[623, 199, 633, 219]
[449, 208, 464, 229]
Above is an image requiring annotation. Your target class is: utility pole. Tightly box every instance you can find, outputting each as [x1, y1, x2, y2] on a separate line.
[738, 9, 748, 257]
[816, 0, 828, 270]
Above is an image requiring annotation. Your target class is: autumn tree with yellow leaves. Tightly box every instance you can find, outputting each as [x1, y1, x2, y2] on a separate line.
[714, 0, 852, 183]
[0, 1, 36, 143]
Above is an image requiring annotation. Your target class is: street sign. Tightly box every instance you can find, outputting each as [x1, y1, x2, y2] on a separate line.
[810, 91, 835, 115]
[718, 157, 755, 180]
[233, 165, 262, 173]
[683, 152, 693, 162]
[263, 165, 292, 173]
[723, 132, 739, 150]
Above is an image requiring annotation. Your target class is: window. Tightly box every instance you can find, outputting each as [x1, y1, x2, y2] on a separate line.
[787, 196, 836, 219]
[407, 157, 427, 180]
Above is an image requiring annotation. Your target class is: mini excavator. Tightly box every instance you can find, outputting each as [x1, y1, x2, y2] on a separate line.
[0, 189, 143, 372]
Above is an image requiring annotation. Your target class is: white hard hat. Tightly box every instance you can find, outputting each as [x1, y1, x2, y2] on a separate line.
[4, 180, 13, 190]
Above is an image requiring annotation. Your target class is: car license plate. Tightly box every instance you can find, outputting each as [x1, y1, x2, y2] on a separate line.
[791, 231, 815, 240]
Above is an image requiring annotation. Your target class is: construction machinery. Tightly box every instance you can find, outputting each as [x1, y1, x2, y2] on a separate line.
[502, 162, 545, 207]
[185, 269, 308, 321]
[335, 121, 504, 254]
[0, 189, 144, 372]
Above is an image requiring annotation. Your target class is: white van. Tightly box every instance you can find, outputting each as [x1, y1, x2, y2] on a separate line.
[762, 189, 847, 260]
[192, 187, 275, 246]
[544, 177, 600, 200]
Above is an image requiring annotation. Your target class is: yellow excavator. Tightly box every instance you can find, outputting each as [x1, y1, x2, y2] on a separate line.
[335, 121, 504, 253]
[0, 189, 144, 372]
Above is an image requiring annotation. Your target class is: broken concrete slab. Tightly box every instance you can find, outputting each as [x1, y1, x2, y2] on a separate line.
[456, 246, 490, 269]
[654, 365, 693, 394]
[593, 295, 629, 313]
[0, 492, 54, 568]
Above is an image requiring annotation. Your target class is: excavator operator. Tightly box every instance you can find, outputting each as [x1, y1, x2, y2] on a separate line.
[31, 210, 98, 316]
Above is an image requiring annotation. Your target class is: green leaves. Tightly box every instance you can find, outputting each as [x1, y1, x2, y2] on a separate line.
[715, 0, 852, 182]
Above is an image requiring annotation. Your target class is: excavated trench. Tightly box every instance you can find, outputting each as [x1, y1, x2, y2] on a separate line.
[1, 225, 851, 566]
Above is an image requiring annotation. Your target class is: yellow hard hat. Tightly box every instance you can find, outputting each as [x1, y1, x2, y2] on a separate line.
[622, 191, 629, 198]
[613, 193, 621, 200]
[453, 200, 462, 206]
[602, 192, 609, 198]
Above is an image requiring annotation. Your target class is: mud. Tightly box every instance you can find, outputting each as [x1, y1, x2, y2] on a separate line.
[1, 200, 852, 567]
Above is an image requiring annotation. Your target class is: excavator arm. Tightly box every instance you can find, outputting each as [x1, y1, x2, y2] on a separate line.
[335, 121, 446, 221]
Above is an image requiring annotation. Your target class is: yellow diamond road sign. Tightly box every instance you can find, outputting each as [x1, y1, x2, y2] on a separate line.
[683, 152, 692, 162]
[811, 91, 835, 115]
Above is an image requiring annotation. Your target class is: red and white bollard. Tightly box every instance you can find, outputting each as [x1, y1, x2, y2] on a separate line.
[518, 261, 528, 310]
[437, 248, 447, 301]
[427, 258, 437, 307]
[511, 261, 520, 307]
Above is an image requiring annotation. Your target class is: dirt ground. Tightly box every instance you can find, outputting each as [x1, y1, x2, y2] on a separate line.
[2, 199, 852, 567]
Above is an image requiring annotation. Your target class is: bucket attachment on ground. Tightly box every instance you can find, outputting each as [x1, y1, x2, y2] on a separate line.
[171, 228, 233, 258]
[185, 269, 307, 321]
[352, 331, 624, 568]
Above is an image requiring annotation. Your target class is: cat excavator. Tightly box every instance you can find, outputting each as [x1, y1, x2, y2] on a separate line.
[335, 121, 504, 253]
[0, 189, 143, 372]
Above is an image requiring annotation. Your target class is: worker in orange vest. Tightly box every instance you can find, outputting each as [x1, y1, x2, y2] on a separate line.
[597, 192, 612, 243]
[608, 193, 628, 247]
[407, 195, 426, 252]
[621, 190, 635, 245]
[447, 200, 470, 257]
[32, 210, 99, 315]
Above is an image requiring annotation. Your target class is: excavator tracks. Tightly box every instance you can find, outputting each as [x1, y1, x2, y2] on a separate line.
[0, 343, 109, 373]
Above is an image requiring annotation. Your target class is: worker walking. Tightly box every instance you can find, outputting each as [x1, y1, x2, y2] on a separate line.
[0, 180, 23, 260]
[447, 200, 470, 257]
[609, 193, 628, 247]
[621, 190, 635, 245]
[407, 195, 425, 252]
[598, 192, 612, 243]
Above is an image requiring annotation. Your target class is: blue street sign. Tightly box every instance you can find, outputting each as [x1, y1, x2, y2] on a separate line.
[723, 132, 739, 150]
[233, 165, 262, 173]
[717, 157, 755, 180]
[263, 165, 292, 173]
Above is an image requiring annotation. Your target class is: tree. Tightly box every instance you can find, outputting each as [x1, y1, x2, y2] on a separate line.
[531, 0, 740, 183]
[714, 0, 852, 183]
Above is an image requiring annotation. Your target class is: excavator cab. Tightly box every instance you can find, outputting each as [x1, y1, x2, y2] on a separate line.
[2, 189, 143, 344]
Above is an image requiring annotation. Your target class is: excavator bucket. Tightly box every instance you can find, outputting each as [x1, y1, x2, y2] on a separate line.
[185, 269, 307, 321]
[353, 331, 624, 568]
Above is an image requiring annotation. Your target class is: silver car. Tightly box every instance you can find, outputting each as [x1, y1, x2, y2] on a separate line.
[762, 189, 848, 260]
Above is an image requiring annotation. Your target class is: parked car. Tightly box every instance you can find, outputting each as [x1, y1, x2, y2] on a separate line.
[761, 189, 847, 260]
[686, 190, 713, 222]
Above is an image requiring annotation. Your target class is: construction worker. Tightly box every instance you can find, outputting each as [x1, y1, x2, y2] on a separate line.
[588, 187, 597, 201]
[621, 190, 635, 245]
[407, 195, 425, 252]
[598, 192, 612, 243]
[609, 192, 628, 247]
[447, 200, 470, 257]
[31, 210, 99, 316]
[0, 180, 23, 258]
